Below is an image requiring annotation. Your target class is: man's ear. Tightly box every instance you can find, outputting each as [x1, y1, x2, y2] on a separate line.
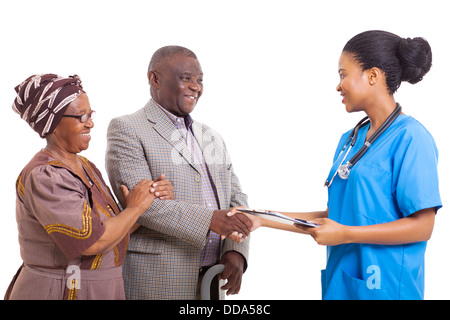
[148, 70, 159, 88]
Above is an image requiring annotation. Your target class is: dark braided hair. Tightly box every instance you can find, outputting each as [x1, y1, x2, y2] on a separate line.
[343, 30, 432, 94]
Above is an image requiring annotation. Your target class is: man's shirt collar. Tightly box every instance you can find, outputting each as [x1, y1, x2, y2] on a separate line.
[152, 99, 193, 130]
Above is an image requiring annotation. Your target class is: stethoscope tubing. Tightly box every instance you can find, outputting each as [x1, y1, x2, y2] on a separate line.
[348, 104, 402, 167]
[325, 103, 402, 187]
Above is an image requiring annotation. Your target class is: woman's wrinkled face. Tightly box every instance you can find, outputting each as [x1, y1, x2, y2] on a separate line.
[51, 93, 94, 154]
[336, 51, 372, 113]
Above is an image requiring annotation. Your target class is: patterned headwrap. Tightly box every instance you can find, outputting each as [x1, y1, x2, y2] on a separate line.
[12, 74, 85, 138]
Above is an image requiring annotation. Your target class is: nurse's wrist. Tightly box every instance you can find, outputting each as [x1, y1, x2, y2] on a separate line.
[342, 225, 355, 244]
[342, 225, 371, 244]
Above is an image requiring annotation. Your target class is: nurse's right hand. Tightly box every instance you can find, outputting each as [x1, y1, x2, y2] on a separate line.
[220, 208, 261, 243]
[230, 208, 262, 232]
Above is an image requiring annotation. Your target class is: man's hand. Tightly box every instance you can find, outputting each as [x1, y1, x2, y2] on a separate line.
[221, 207, 262, 242]
[232, 208, 262, 231]
[218, 251, 245, 296]
[210, 209, 252, 242]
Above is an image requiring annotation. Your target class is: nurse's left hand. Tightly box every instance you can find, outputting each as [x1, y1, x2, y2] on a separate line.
[296, 218, 348, 246]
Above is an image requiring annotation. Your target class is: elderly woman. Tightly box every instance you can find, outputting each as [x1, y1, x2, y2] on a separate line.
[5, 74, 173, 300]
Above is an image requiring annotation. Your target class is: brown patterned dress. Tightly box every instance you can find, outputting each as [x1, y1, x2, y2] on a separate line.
[6, 150, 128, 300]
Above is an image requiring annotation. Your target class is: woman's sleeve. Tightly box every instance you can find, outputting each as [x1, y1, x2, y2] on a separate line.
[24, 166, 106, 260]
[394, 126, 442, 217]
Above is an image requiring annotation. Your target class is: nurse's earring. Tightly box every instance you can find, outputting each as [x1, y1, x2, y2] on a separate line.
[367, 67, 381, 86]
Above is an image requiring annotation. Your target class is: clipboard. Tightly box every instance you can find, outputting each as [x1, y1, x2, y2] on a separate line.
[238, 208, 319, 227]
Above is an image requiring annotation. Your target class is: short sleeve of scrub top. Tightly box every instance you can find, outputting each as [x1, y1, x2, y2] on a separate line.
[323, 114, 442, 300]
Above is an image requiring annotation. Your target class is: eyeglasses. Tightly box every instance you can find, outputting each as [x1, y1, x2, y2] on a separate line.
[63, 110, 95, 123]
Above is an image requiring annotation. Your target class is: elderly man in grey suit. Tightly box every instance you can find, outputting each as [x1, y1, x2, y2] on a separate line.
[105, 46, 252, 300]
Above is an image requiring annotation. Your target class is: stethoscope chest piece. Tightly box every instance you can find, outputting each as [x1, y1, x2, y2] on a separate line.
[337, 162, 351, 180]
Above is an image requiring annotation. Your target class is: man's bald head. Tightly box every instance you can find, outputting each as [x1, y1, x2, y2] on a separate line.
[148, 46, 198, 72]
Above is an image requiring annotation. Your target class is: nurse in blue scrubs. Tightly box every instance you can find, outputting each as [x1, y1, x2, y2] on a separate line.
[238, 30, 442, 299]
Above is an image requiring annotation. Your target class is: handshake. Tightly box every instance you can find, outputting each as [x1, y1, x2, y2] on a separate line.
[209, 208, 259, 243]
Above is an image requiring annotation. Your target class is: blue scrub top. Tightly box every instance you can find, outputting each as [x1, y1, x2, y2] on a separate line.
[323, 114, 442, 300]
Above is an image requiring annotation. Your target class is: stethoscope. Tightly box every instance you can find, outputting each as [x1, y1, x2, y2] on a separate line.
[324, 103, 402, 187]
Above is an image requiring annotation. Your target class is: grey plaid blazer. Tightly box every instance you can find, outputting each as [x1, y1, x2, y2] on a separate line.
[105, 100, 249, 299]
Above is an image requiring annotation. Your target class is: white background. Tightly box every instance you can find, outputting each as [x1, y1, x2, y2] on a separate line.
[1, 0, 448, 300]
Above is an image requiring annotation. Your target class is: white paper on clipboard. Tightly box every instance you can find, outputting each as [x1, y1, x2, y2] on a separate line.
[237, 208, 318, 227]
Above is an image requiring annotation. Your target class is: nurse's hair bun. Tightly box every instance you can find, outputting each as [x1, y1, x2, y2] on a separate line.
[343, 30, 433, 94]
[397, 37, 432, 84]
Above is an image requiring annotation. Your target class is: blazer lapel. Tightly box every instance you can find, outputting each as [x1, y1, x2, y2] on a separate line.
[145, 100, 201, 173]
